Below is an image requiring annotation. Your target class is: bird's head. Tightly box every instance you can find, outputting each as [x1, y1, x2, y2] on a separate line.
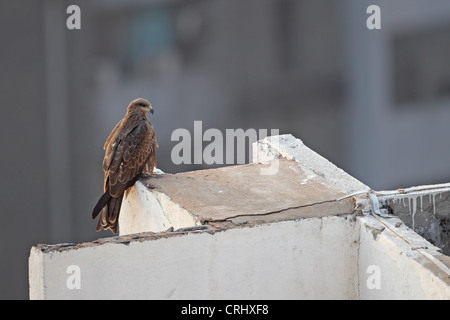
[127, 98, 154, 115]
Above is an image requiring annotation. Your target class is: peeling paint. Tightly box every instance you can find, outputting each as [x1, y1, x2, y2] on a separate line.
[365, 224, 385, 240]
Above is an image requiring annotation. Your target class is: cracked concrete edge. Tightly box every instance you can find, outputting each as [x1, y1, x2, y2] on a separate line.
[203, 197, 355, 227]
[34, 206, 359, 256]
[122, 178, 356, 236]
[32, 211, 359, 256]
[253, 134, 368, 195]
[31, 226, 216, 254]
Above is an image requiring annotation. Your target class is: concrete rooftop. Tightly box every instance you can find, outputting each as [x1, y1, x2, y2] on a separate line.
[118, 134, 366, 234]
[138, 158, 353, 226]
[29, 134, 450, 300]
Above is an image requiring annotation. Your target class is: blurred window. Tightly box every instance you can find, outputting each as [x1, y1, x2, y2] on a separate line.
[393, 23, 450, 107]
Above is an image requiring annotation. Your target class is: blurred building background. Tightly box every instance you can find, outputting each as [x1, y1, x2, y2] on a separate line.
[1, 0, 450, 299]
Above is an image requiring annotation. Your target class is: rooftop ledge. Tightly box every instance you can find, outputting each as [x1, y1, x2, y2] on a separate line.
[29, 134, 450, 299]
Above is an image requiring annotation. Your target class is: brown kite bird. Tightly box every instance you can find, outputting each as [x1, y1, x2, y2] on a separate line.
[92, 98, 157, 233]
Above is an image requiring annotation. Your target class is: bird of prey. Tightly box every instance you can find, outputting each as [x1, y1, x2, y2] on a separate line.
[92, 98, 157, 233]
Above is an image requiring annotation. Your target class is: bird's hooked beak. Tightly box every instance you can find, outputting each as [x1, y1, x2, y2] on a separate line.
[147, 106, 154, 114]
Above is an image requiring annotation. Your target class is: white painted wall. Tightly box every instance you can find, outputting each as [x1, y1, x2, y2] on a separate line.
[120, 182, 201, 235]
[29, 216, 359, 300]
[358, 216, 450, 299]
[29, 214, 450, 299]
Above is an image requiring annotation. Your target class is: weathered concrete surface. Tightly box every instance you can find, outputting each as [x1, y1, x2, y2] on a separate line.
[253, 134, 368, 194]
[359, 216, 450, 299]
[143, 159, 351, 222]
[121, 159, 354, 234]
[119, 134, 361, 235]
[374, 185, 450, 256]
[29, 216, 360, 300]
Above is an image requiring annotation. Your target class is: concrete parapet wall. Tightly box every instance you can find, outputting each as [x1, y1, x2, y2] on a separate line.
[376, 185, 450, 256]
[29, 216, 359, 300]
[359, 216, 450, 299]
[28, 135, 450, 299]
[29, 214, 450, 299]
[119, 134, 363, 235]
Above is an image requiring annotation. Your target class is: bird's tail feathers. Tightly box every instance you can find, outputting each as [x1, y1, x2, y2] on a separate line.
[93, 192, 123, 234]
[92, 192, 111, 219]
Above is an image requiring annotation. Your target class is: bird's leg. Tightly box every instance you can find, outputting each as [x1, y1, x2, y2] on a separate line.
[140, 173, 156, 189]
